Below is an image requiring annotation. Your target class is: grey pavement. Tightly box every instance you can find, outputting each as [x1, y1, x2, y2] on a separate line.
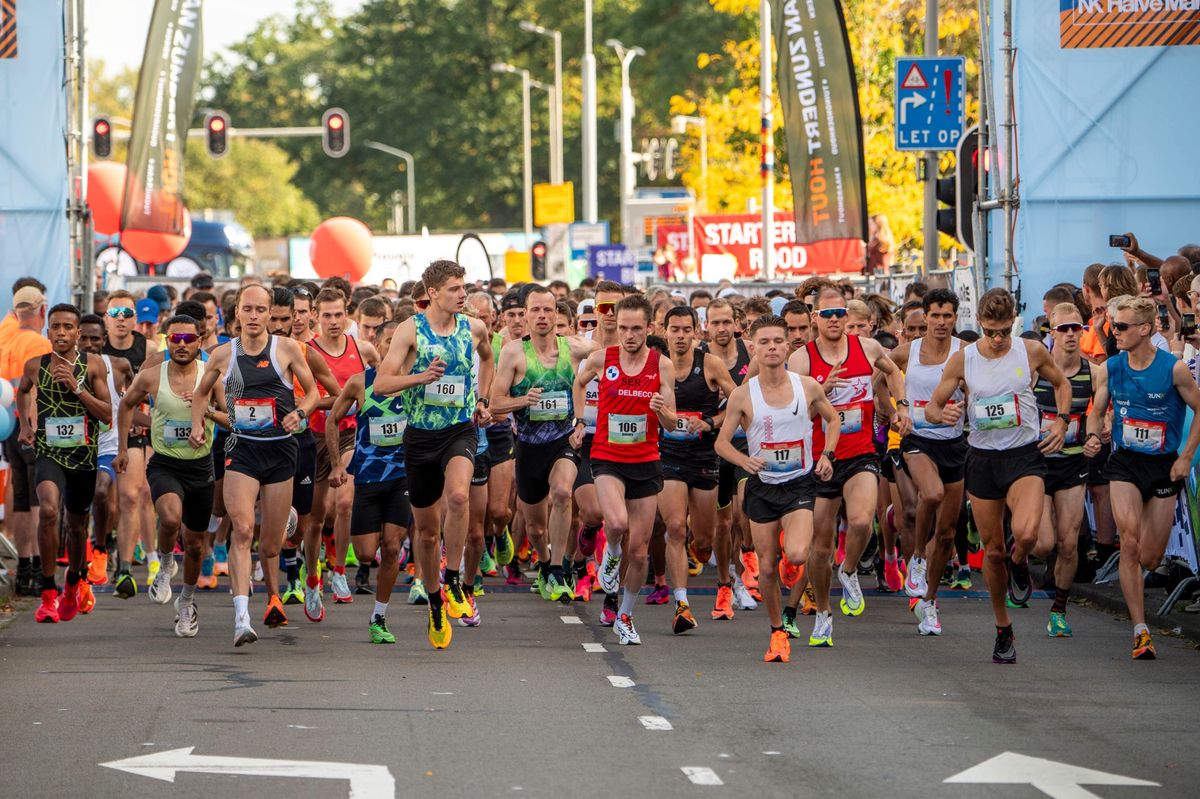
[1, 573, 1198, 799]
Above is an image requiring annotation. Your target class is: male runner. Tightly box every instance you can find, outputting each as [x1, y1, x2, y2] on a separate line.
[717, 315, 837, 662]
[572, 294, 677, 645]
[487, 291, 523, 580]
[1084, 295, 1200, 659]
[926, 288, 1070, 662]
[355, 296, 391, 347]
[374, 260, 493, 650]
[659, 306, 737, 633]
[17, 304, 112, 623]
[191, 284, 320, 646]
[116, 315, 220, 637]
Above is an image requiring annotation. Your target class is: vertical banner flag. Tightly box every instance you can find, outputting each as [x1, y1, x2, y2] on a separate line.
[121, 0, 203, 249]
[772, 0, 867, 274]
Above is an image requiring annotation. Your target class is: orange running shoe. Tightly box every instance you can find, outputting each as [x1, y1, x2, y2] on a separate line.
[213, 560, 229, 577]
[712, 583, 735, 620]
[78, 582, 96, 614]
[87, 551, 109, 585]
[517, 539, 532, 564]
[197, 573, 219, 590]
[763, 629, 791, 663]
[1132, 630, 1156, 660]
[780, 556, 804, 590]
[672, 601, 698, 634]
[740, 549, 760, 591]
[800, 583, 817, 615]
[263, 594, 288, 628]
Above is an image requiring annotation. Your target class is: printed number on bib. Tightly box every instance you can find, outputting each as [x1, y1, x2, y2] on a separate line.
[163, 419, 193, 445]
[830, 404, 862, 434]
[664, 411, 702, 442]
[1122, 418, 1165, 454]
[913, 400, 954, 430]
[1040, 412, 1080, 444]
[370, 415, 407, 446]
[425, 375, 466, 407]
[46, 416, 86, 448]
[761, 439, 807, 473]
[530, 390, 569, 422]
[608, 413, 647, 445]
[233, 398, 276, 432]
[974, 393, 1019, 431]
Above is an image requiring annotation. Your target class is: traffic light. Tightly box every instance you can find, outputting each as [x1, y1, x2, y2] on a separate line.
[322, 107, 350, 158]
[935, 125, 982, 252]
[530, 240, 548, 281]
[204, 111, 230, 159]
[92, 117, 112, 159]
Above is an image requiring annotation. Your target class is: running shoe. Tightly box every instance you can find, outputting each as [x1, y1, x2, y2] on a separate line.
[882, 556, 903, 593]
[427, 599, 452, 649]
[87, 552, 109, 585]
[763, 629, 791, 663]
[407, 578, 429, 605]
[495, 529, 515, 566]
[687, 551, 703, 577]
[940, 563, 956, 587]
[914, 598, 942, 636]
[458, 594, 481, 627]
[263, 595, 288, 628]
[58, 583, 79, 622]
[1047, 611, 1072, 638]
[535, 571, 550, 600]
[951, 567, 973, 590]
[712, 584, 734, 621]
[445, 580, 471, 619]
[645, 584, 669, 605]
[808, 611, 833, 647]
[114, 571, 137, 599]
[732, 581, 758, 611]
[504, 563, 523, 586]
[149, 563, 173, 604]
[197, 573, 219, 591]
[992, 626, 1016, 664]
[345, 543, 359, 568]
[1006, 553, 1032, 607]
[133, 542, 145, 565]
[904, 557, 926, 598]
[304, 582, 325, 622]
[547, 572, 574, 604]
[837, 569, 865, 617]
[1132, 630, 1156, 660]
[800, 584, 817, 616]
[779, 556, 802, 590]
[835, 530, 846, 566]
[517, 539, 532, 564]
[781, 607, 801, 639]
[214, 543, 229, 575]
[252, 559, 264, 583]
[576, 524, 601, 558]
[147, 559, 161, 586]
[234, 616, 258, 647]
[480, 549, 498, 577]
[354, 569, 374, 595]
[473, 574, 485, 597]
[574, 571, 594, 603]
[600, 592, 618, 627]
[615, 613, 641, 645]
[78, 582, 96, 614]
[672, 601, 698, 634]
[174, 598, 198, 638]
[740, 549, 760, 591]
[598, 549, 622, 594]
[34, 589, 60, 623]
[330, 571, 353, 604]
[688, 539, 712, 572]
[369, 614, 396, 644]
[281, 579, 304, 606]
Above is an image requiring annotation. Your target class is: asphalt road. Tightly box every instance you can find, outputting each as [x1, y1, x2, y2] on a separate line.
[1, 573, 1197, 799]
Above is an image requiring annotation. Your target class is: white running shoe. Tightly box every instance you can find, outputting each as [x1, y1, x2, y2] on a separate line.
[915, 598, 942, 636]
[174, 598, 198, 638]
[837, 569, 865, 616]
[233, 615, 258, 647]
[808, 610, 833, 647]
[598, 549, 622, 594]
[732, 580, 758, 611]
[330, 571, 353, 603]
[167, 558, 179, 578]
[148, 564, 173, 604]
[615, 613, 641, 645]
[904, 557, 927, 598]
[252, 560, 264, 582]
[304, 583, 325, 622]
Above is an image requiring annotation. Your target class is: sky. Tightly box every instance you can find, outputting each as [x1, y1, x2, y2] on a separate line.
[87, 0, 363, 73]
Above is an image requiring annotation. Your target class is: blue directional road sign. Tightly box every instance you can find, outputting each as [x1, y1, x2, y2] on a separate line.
[894, 56, 965, 152]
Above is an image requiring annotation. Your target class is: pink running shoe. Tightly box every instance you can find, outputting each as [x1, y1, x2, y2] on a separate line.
[645, 584, 670, 605]
[504, 563, 523, 586]
[883, 556, 904, 593]
[576, 524, 603, 558]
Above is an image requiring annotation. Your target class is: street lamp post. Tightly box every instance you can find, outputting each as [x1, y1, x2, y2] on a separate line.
[671, 114, 707, 212]
[519, 20, 563, 186]
[363, 140, 416, 233]
[605, 39, 644, 248]
[493, 63, 534, 244]
[582, 0, 598, 222]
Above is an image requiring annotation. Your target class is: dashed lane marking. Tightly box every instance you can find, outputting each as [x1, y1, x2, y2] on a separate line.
[606, 675, 635, 688]
[638, 716, 672, 730]
[681, 767, 723, 785]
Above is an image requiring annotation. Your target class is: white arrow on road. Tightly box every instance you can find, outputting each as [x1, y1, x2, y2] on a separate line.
[945, 752, 1159, 799]
[101, 747, 395, 799]
[899, 93, 928, 125]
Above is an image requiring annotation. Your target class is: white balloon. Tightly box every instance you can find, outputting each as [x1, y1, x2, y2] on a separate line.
[0, 379, 13, 409]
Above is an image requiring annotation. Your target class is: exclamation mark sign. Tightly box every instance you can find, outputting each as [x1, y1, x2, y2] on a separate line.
[944, 69, 952, 114]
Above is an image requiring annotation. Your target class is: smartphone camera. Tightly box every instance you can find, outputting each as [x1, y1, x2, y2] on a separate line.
[1147, 268, 1161, 296]
[1109, 234, 1132, 249]
[1157, 304, 1169, 331]
[1184, 313, 1197, 338]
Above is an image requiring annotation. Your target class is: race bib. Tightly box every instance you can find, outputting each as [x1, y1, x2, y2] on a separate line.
[370, 415, 407, 447]
[425, 375, 466, 407]
[608, 413, 647, 445]
[46, 416, 86, 448]
[761, 439, 807, 473]
[1040, 412, 1081, 445]
[1122, 418, 1165, 454]
[163, 419, 193, 445]
[233, 398, 276, 432]
[530, 390, 569, 422]
[583, 389, 599, 428]
[827, 403, 862, 434]
[974, 393, 1019, 431]
[913, 400, 954, 430]
[663, 411, 702, 442]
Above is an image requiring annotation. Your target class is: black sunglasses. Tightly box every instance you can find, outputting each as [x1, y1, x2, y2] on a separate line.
[1111, 321, 1147, 332]
[1053, 323, 1084, 333]
[981, 325, 1012, 339]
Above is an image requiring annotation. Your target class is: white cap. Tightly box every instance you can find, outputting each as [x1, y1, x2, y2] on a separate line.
[717, 287, 738, 299]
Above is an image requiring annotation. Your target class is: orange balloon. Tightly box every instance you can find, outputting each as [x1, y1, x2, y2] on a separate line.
[122, 210, 192, 265]
[87, 162, 128, 235]
[310, 217, 372, 281]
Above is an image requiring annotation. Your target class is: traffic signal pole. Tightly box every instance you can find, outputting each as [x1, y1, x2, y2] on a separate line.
[922, 0, 938, 275]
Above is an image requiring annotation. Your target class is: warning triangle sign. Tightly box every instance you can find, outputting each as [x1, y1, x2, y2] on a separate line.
[900, 63, 928, 90]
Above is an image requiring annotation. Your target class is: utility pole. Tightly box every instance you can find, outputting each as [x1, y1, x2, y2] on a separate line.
[607, 40, 644, 248]
[519, 20, 564, 184]
[581, 0, 599, 223]
[923, 0, 939, 275]
[760, 0, 775, 279]
[1001, 0, 1016, 294]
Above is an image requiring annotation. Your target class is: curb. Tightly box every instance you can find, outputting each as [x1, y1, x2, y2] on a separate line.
[1070, 581, 1200, 645]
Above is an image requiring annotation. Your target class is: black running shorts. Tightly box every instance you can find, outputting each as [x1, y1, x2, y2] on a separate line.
[147, 453, 216, 532]
[591, 459, 663, 501]
[742, 472, 815, 524]
[965, 442, 1046, 501]
[815, 452, 881, 500]
[901, 434, 968, 485]
[224, 435, 299, 486]
[403, 421, 478, 509]
[351, 476, 412, 535]
[34, 457, 96, 516]
[1104, 448, 1183, 502]
[515, 435, 580, 505]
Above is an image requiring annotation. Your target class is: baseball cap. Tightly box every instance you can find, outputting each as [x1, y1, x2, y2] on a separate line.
[717, 287, 738, 299]
[770, 296, 788, 316]
[13, 286, 45, 311]
[670, 289, 687, 299]
[190, 271, 215, 290]
[146, 285, 172, 311]
[500, 291, 523, 312]
[578, 298, 595, 314]
[135, 298, 160, 324]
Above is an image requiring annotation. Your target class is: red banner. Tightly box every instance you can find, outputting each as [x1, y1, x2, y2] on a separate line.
[691, 213, 863, 278]
[655, 224, 690, 258]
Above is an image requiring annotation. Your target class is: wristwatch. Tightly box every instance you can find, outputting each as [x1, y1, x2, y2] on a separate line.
[573, 417, 587, 429]
[895, 399, 911, 408]
[1056, 412, 1071, 425]
[294, 408, 307, 420]
[477, 397, 490, 408]
[701, 414, 715, 430]
[824, 450, 837, 462]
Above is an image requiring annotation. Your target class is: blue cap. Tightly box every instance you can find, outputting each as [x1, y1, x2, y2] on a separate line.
[146, 284, 172, 310]
[135, 298, 160, 324]
[769, 296, 788, 317]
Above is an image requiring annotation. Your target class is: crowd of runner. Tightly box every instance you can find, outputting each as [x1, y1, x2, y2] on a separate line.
[4, 236, 1200, 663]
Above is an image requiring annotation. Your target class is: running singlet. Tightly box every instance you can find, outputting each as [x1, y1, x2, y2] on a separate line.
[350, 367, 408, 484]
[579, 359, 600, 436]
[97, 354, 120, 458]
[1107, 348, 1184, 456]
[591, 346, 661, 464]
[1034, 360, 1091, 457]
[103, 331, 148, 373]
[746, 372, 813, 485]
[34, 353, 97, 470]
[701, 338, 750, 448]
[405, 313, 476, 431]
[151, 360, 213, 459]
[223, 336, 295, 442]
[962, 341, 1039, 450]
[511, 336, 576, 444]
[807, 335, 875, 458]
[661, 349, 720, 455]
[906, 337, 964, 441]
[308, 336, 364, 434]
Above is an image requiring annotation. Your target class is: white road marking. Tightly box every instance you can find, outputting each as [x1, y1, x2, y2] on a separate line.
[582, 643, 606, 652]
[944, 752, 1160, 799]
[638, 716, 672, 730]
[560, 616, 583, 624]
[606, 675, 635, 688]
[431, 692, 453, 696]
[681, 767, 724, 786]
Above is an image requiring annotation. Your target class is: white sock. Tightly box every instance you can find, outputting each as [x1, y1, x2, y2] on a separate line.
[233, 595, 249, 619]
[673, 587, 688, 605]
[619, 586, 637, 616]
[148, 550, 161, 565]
[208, 514, 221, 534]
[181, 584, 196, 603]
[1134, 622, 1149, 635]
[373, 600, 388, 618]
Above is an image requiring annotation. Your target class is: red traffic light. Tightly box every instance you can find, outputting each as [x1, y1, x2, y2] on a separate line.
[208, 117, 225, 133]
[328, 114, 344, 130]
[531, 242, 547, 257]
[322, 107, 351, 158]
[92, 117, 112, 158]
[95, 120, 109, 135]
[204, 111, 230, 159]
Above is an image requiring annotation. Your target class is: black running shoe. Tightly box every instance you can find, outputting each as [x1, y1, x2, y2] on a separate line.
[1006, 553, 1032, 607]
[354, 569, 374, 595]
[992, 625, 1016, 664]
[14, 564, 32, 596]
